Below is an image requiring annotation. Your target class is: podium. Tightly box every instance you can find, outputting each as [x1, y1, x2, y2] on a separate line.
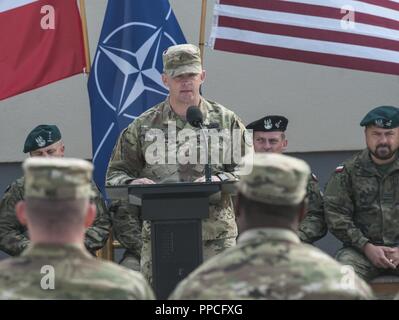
[106, 181, 236, 299]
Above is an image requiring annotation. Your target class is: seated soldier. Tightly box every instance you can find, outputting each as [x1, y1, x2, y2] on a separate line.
[325, 106, 399, 281]
[0, 125, 111, 256]
[0, 157, 154, 299]
[169, 153, 373, 299]
[246, 115, 326, 243]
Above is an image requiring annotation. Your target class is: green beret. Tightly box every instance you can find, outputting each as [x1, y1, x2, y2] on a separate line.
[23, 125, 61, 153]
[360, 106, 399, 128]
[246, 115, 288, 132]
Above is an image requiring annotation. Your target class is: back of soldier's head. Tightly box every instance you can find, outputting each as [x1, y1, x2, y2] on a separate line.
[237, 153, 310, 225]
[23, 157, 94, 233]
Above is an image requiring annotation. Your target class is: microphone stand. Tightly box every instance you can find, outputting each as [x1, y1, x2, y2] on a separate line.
[198, 123, 212, 182]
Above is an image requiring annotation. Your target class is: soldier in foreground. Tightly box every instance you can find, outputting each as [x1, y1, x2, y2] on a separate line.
[169, 153, 373, 299]
[0, 157, 154, 299]
[325, 106, 399, 280]
[246, 115, 326, 243]
[0, 125, 111, 256]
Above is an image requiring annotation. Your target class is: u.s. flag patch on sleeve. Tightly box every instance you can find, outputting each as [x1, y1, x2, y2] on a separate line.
[335, 165, 344, 173]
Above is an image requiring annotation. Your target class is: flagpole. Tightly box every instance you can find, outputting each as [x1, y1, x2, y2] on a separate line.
[198, 0, 207, 65]
[78, 0, 91, 73]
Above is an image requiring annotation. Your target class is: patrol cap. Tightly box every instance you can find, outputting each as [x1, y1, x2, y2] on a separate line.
[246, 115, 288, 132]
[23, 124, 61, 153]
[360, 106, 399, 128]
[163, 44, 202, 77]
[237, 153, 310, 205]
[23, 157, 94, 200]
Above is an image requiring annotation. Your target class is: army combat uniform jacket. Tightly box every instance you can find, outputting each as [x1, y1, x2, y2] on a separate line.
[0, 177, 111, 256]
[298, 175, 326, 243]
[107, 97, 249, 251]
[0, 244, 154, 299]
[325, 149, 399, 250]
[169, 228, 373, 299]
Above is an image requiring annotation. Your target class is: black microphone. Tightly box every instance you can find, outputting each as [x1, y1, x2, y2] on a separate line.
[186, 106, 203, 128]
[186, 106, 212, 182]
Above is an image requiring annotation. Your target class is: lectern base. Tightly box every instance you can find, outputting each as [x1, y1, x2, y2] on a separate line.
[152, 219, 203, 299]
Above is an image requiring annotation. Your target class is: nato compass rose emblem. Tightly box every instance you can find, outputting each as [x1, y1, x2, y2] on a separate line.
[92, 8, 182, 161]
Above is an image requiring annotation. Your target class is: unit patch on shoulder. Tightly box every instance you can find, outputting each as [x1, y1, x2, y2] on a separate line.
[335, 165, 345, 173]
[4, 185, 11, 194]
[311, 173, 318, 182]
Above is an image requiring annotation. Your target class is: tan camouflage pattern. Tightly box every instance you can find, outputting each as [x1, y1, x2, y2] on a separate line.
[325, 149, 399, 250]
[163, 44, 202, 77]
[23, 157, 94, 199]
[0, 244, 154, 299]
[110, 200, 142, 271]
[298, 176, 327, 244]
[169, 228, 373, 300]
[106, 97, 249, 275]
[0, 176, 111, 256]
[237, 153, 310, 205]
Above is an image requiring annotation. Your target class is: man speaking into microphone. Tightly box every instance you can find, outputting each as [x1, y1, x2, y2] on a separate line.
[106, 44, 251, 281]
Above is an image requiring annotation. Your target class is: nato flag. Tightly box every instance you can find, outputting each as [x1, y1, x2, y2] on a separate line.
[88, 0, 186, 195]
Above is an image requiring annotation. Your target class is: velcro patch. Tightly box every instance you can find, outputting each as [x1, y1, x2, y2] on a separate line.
[335, 165, 344, 173]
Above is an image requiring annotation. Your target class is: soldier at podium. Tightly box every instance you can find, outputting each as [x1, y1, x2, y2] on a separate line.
[106, 44, 251, 281]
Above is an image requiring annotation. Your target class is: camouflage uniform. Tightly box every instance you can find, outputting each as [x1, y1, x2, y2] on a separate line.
[0, 177, 111, 256]
[298, 175, 327, 243]
[0, 157, 154, 300]
[106, 97, 248, 280]
[246, 115, 326, 244]
[324, 149, 399, 280]
[170, 152, 372, 300]
[169, 228, 372, 299]
[0, 243, 154, 300]
[109, 201, 142, 271]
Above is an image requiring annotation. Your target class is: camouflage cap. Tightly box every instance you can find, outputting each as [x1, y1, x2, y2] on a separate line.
[23, 124, 62, 153]
[360, 106, 399, 128]
[237, 153, 310, 205]
[23, 157, 94, 200]
[163, 44, 202, 77]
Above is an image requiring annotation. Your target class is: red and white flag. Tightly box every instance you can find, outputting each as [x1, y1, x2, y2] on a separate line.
[0, 0, 86, 101]
[209, 0, 399, 75]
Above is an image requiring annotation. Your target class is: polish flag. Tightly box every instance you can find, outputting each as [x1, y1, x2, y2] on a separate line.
[0, 0, 86, 101]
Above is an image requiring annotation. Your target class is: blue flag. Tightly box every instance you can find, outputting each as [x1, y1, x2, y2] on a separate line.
[88, 0, 186, 194]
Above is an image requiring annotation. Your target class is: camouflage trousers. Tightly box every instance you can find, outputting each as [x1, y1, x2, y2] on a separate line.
[119, 250, 141, 272]
[336, 247, 399, 281]
[141, 237, 236, 284]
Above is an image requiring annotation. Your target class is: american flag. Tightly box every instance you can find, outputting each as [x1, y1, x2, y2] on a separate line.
[209, 0, 399, 75]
